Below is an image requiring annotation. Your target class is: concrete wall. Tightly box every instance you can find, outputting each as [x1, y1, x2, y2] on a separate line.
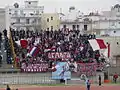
[97, 36, 120, 66]
[0, 73, 58, 85]
[0, 9, 5, 32]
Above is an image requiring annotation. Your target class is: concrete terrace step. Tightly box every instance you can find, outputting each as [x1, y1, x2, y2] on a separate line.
[0, 64, 13, 69]
[67, 78, 85, 85]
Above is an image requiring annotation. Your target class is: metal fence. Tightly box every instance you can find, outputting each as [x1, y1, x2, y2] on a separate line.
[0, 73, 59, 85]
[0, 72, 120, 85]
[109, 66, 120, 75]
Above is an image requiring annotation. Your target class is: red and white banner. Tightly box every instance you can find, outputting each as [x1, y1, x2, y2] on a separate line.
[48, 52, 71, 59]
[88, 39, 107, 51]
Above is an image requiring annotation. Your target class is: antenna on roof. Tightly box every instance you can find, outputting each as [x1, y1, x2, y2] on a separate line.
[55, 8, 57, 13]
[60, 8, 62, 13]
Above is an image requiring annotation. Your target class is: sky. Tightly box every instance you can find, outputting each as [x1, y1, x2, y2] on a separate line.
[0, 0, 120, 14]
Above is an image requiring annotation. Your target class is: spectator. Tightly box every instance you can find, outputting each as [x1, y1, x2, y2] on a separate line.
[6, 85, 11, 90]
[98, 75, 101, 86]
[9, 28, 106, 74]
[86, 79, 91, 90]
[0, 32, 2, 48]
[113, 72, 118, 83]
[0, 55, 2, 67]
[3, 29, 7, 38]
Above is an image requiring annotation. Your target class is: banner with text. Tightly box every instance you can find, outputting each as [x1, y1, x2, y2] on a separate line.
[48, 52, 71, 59]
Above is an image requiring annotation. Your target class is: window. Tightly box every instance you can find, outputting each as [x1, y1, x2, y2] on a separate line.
[63, 25, 66, 28]
[118, 8, 120, 12]
[14, 10, 18, 15]
[51, 26, 53, 30]
[47, 18, 49, 22]
[9, 9, 11, 11]
[51, 17, 53, 20]
[26, 19, 30, 24]
[34, 19, 37, 23]
[111, 22, 115, 26]
[114, 31, 116, 33]
[17, 18, 20, 23]
[28, 2, 31, 4]
[117, 42, 119, 45]
[60, 17, 62, 20]
[84, 25, 87, 31]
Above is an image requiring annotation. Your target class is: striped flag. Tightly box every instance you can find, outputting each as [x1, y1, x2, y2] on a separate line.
[88, 39, 107, 51]
[44, 46, 56, 52]
[28, 46, 40, 57]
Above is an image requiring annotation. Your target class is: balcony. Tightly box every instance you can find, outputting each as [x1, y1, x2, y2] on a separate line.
[9, 6, 44, 11]
[11, 23, 40, 27]
[11, 14, 41, 18]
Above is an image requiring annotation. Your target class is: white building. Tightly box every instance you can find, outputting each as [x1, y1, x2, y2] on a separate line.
[85, 4, 120, 36]
[99, 4, 120, 36]
[60, 4, 120, 36]
[60, 6, 84, 33]
[5, 0, 44, 33]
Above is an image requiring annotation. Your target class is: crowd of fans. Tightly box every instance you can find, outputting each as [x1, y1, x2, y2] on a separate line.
[0, 29, 13, 66]
[9, 28, 106, 72]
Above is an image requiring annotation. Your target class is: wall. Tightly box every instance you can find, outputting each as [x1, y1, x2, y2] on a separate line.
[0, 73, 58, 85]
[25, 1, 38, 8]
[41, 13, 60, 31]
[98, 36, 120, 66]
[0, 9, 5, 32]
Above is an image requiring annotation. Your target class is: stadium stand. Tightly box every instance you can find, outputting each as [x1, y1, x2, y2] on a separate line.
[8, 28, 106, 74]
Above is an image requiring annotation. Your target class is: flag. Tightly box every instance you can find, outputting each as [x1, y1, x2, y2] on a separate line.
[88, 39, 107, 51]
[15, 39, 28, 48]
[28, 46, 39, 57]
[44, 46, 56, 52]
[20, 39, 28, 48]
[44, 48, 51, 52]
[51, 46, 56, 51]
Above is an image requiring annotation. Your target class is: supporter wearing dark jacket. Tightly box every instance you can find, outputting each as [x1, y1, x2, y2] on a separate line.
[3, 29, 7, 37]
[6, 85, 11, 90]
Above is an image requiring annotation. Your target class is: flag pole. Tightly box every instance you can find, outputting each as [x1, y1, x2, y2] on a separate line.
[9, 28, 17, 68]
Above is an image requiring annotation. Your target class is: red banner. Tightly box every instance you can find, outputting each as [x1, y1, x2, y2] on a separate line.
[48, 52, 71, 59]
[77, 63, 104, 76]
[21, 63, 48, 73]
